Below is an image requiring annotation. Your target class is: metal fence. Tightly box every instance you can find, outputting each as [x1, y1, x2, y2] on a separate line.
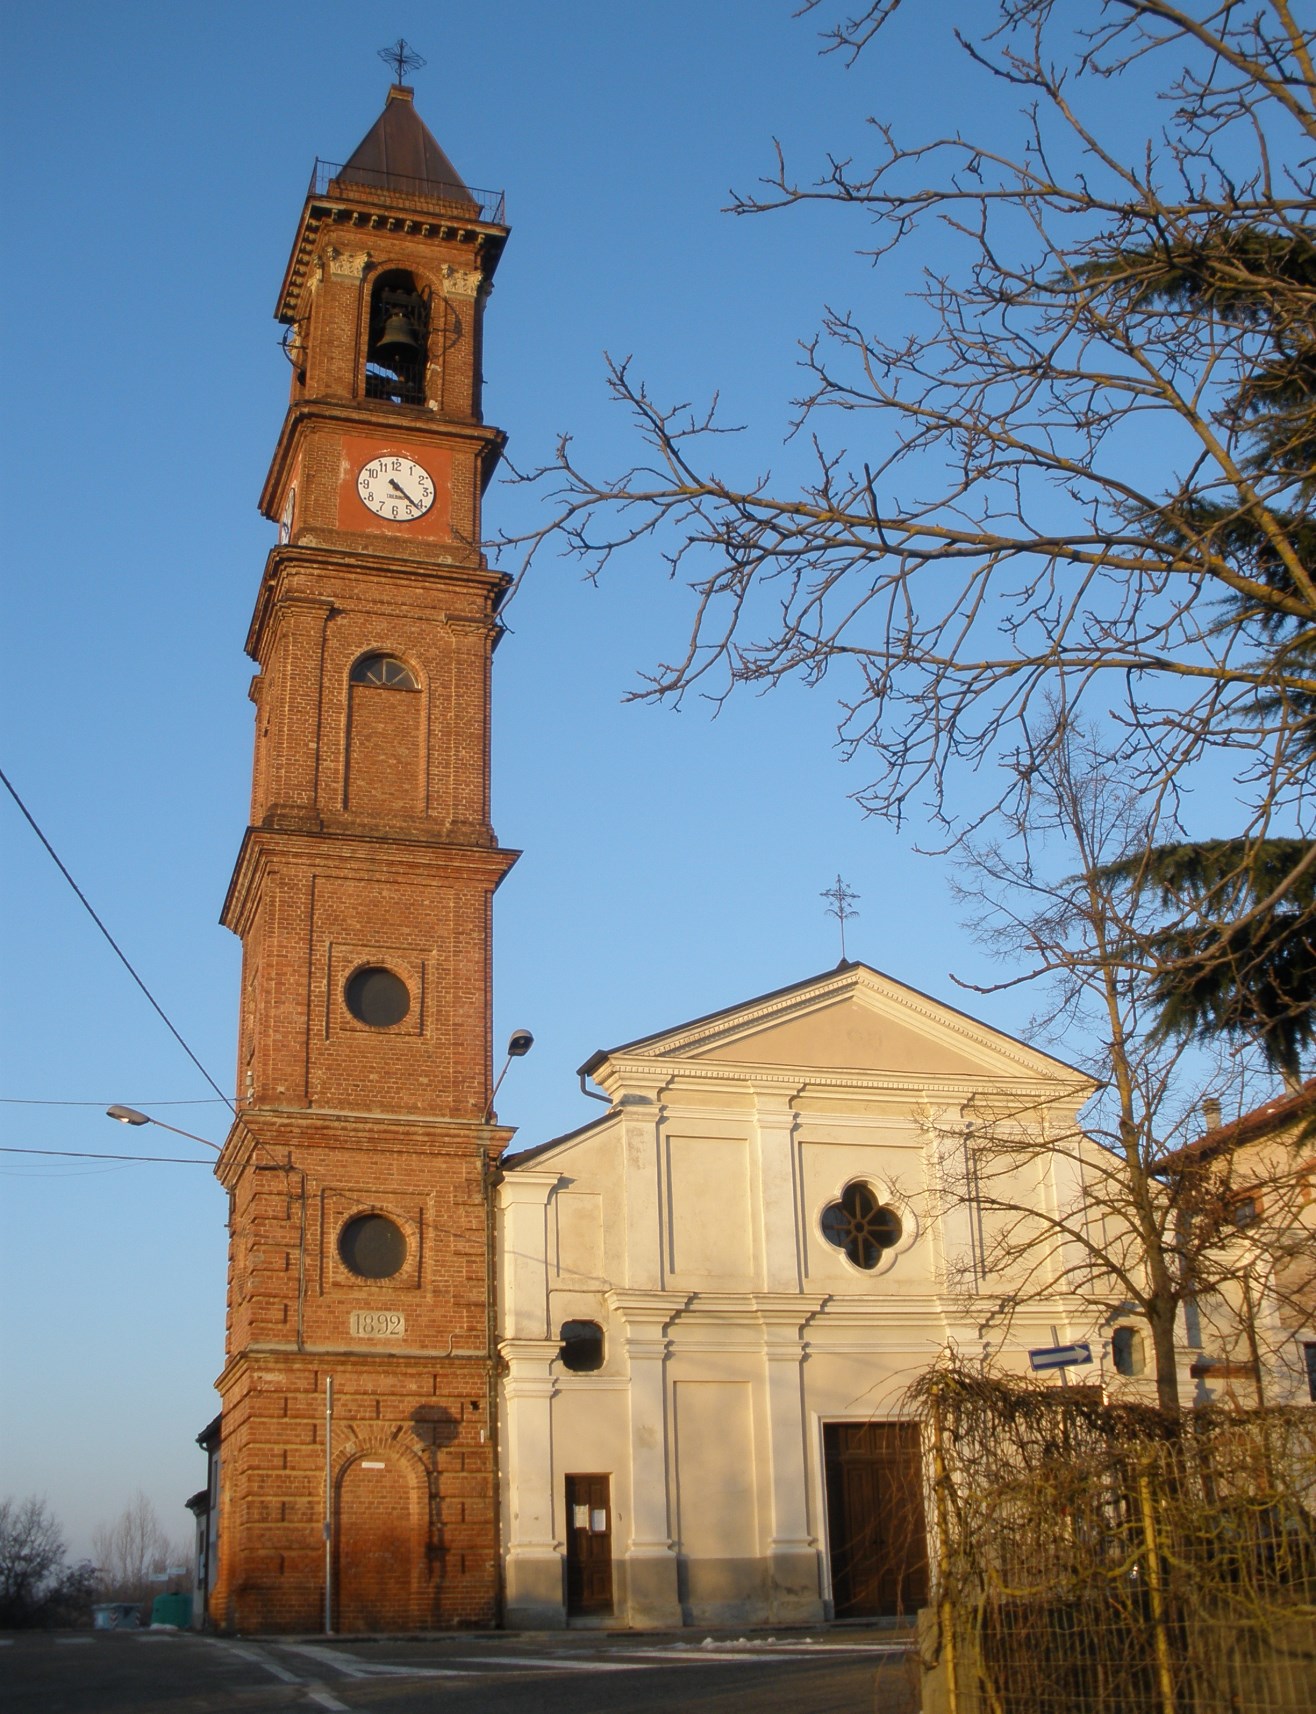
[915, 1369, 1316, 1714]
[309, 159, 506, 225]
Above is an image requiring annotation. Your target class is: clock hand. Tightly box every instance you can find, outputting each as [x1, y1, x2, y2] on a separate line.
[389, 477, 421, 508]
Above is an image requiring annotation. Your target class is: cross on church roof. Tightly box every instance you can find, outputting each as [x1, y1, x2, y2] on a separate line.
[378, 37, 426, 85]
[821, 874, 860, 962]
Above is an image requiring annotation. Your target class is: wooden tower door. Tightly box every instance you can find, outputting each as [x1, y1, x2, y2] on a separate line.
[565, 1474, 613, 1616]
[823, 1422, 928, 1617]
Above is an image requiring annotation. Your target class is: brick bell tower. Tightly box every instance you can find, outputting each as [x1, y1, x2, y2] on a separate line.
[211, 80, 516, 1632]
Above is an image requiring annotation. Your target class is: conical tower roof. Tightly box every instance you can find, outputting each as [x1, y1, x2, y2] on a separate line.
[337, 84, 475, 205]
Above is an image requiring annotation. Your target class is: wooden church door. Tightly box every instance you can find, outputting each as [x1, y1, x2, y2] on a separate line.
[823, 1422, 928, 1616]
[565, 1474, 613, 1616]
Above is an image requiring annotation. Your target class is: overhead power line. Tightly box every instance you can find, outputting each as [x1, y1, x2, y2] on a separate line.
[0, 765, 235, 1115]
[0, 1146, 212, 1165]
[0, 1096, 229, 1107]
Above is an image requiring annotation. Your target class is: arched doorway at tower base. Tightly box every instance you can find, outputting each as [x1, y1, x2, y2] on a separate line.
[335, 1453, 420, 1631]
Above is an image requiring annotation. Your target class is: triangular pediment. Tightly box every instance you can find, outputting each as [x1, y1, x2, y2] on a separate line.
[585, 962, 1083, 1088]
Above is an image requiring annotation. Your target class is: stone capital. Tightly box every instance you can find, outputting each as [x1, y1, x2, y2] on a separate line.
[328, 246, 369, 281]
[497, 1169, 562, 1211]
[441, 263, 483, 298]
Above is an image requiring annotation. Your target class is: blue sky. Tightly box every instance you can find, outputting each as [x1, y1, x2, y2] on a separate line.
[0, 0, 1251, 1561]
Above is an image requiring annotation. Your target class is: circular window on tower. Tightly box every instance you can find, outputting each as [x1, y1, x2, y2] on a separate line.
[339, 1213, 407, 1279]
[820, 1183, 903, 1271]
[344, 965, 411, 1028]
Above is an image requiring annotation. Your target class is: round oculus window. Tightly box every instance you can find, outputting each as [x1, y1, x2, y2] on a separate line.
[339, 1213, 407, 1279]
[345, 965, 411, 1028]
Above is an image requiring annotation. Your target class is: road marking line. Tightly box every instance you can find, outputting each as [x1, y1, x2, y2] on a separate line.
[443, 1654, 639, 1673]
[622, 1642, 913, 1659]
[305, 1687, 352, 1712]
[623, 1651, 789, 1666]
[276, 1646, 372, 1680]
[55, 1638, 93, 1645]
[277, 1642, 468, 1679]
[213, 1640, 304, 1684]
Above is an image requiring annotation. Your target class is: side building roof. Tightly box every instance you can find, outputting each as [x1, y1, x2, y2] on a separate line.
[1160, 1077, 1316, 1171]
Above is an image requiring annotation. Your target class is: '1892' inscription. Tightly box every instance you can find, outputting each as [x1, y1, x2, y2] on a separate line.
[349, 1310, 405, 1337]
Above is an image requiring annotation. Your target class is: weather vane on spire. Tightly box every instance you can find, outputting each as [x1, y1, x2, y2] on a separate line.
[821, 874, 860, 961]
[378, 37, 426, 85]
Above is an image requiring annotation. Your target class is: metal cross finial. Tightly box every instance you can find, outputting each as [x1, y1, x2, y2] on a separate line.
[821, 874, 860, 961]
[378, 37, 426, 85]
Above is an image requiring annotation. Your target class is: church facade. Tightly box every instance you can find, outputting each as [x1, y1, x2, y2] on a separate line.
[497, 960, 1098, 1629]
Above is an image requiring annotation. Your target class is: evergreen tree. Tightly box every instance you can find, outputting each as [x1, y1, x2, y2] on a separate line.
[1092, 227, 1316, 1080]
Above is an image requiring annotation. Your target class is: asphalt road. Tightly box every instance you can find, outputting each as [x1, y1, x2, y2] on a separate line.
[2, 1627, 921, 1714]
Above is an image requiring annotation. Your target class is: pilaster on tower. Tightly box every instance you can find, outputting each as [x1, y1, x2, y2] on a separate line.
[210, 82, 517, 1635]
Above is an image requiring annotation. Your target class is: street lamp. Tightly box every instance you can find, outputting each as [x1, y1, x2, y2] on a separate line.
[106, 1105, 221, 1152]
[483, 1028, 534, 1123]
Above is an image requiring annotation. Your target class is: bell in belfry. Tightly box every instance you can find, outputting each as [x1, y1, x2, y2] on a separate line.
[377, 301, 423, 358]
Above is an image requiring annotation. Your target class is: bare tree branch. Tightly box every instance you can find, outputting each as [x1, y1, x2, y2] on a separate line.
[510, 2, 1316, 839]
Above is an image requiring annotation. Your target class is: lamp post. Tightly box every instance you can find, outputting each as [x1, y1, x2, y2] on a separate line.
[481, 1027, 532, 1628]
[106, 1106, 221, 1152]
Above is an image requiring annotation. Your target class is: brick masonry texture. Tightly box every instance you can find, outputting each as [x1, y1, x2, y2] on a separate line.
[211, 139, 514, 1633]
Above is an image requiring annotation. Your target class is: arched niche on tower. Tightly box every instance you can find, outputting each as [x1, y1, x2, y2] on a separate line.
[333, 1445, 431, 1629]
[363, 269, 431, 406]
[344, 650, 426, 816]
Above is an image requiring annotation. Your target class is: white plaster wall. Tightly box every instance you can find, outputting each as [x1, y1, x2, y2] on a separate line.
[673, 1379, 759, 1558]
[664, 1133, 754, 1286]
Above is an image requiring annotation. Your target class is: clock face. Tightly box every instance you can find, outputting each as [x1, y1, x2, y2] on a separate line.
[357, 455, 435, 522]
[278, 486, 295, 544]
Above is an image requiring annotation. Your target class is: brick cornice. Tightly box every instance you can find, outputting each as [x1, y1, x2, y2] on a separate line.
[245, 541, 508, 663]
[221, 824, 518, 934]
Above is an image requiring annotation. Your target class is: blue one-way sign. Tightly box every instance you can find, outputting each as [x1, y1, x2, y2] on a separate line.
[1028, 1342, 1093, 1371]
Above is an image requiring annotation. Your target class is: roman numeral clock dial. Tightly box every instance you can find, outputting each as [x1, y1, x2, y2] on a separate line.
[357, 454, 435, 521]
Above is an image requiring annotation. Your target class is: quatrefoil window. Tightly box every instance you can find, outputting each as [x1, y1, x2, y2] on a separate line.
[821, 1183, 902, 1270]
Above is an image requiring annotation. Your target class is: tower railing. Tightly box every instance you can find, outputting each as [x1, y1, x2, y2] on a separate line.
[310, 159, 506, 226]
